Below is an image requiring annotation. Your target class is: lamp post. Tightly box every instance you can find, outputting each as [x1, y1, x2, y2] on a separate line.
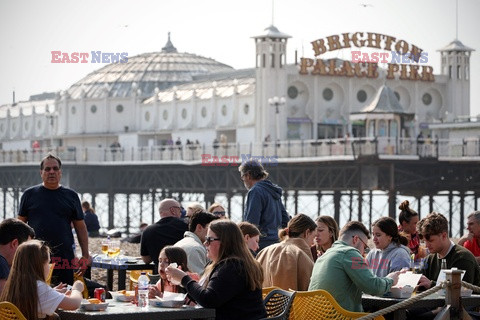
[45, 110, 58, 149]
[268, 96, 286, 141]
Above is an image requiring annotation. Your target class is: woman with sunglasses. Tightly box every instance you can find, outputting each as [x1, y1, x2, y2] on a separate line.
[256, 213, 317, 291]
[166, 220, 266, 320]
[207, 202, 227, 219]
[366, 217, 411, 277]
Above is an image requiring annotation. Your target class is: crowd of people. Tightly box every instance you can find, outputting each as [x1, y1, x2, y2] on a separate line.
[0, 154, 479, 320]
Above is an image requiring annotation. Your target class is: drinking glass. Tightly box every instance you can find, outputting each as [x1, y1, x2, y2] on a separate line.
[108, 240, 121, 258]
[101, 239, 110, 258]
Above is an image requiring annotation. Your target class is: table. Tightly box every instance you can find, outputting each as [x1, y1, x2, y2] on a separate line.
[362, 293, 480, 320]
[91, 256, 155, 291]
[58, 300, 215, 320]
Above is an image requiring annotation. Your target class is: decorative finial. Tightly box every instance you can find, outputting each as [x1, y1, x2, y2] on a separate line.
[162, 32, 178, 53]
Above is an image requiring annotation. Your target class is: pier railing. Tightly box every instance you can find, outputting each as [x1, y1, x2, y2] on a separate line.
[1, 137, 479, 164]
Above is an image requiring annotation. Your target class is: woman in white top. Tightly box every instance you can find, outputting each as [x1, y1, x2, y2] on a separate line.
[0, 239, 84, 319]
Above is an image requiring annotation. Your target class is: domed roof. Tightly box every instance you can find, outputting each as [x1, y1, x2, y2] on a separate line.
[67, 34, 234, 100]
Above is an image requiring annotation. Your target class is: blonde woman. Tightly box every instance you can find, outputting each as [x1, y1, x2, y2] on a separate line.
[256, 213, 317, 291]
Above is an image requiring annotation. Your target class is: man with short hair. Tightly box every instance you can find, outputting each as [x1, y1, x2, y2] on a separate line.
[0, 218, 36, 294]
[140, 198, 188, 271]
[18, 153, 91, 285]
[458, 211, 480, 264]
[308, 221, 399, 312]
[417, 212, 480, 289]
[174, 212, 218, 275]
[239, 159, 289, 250]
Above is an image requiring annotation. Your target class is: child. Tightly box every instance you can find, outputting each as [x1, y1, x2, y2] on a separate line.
[148, 246, 199, 298]
[0, 240, 84, 319]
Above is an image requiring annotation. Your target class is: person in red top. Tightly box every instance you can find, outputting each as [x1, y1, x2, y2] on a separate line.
[458, 211, 480, 264]
[397, 200, 427, 260]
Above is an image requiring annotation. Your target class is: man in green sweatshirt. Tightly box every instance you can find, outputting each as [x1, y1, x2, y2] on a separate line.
[309, 221, 400, 312]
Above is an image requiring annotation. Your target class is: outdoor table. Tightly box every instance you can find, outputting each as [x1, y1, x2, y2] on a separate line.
[362, 293, 480, 320]
[91, 256, 155, 291]
[57, 300, 215, 320]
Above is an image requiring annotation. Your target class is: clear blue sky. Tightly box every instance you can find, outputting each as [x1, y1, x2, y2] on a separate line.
[1, 0, 479, 116]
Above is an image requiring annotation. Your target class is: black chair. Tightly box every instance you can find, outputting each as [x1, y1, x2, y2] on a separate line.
[260, 288, 296, 320]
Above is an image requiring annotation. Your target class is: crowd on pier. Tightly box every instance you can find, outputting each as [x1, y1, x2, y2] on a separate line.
[0, 153, 479, 319]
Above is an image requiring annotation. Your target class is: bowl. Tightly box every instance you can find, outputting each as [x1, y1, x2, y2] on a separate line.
[150, 292, 186, 308]
[81, 300, 109, 311]
[109, 290, 135, 302]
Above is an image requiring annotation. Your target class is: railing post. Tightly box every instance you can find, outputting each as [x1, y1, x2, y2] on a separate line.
[444, 269, 465, 320]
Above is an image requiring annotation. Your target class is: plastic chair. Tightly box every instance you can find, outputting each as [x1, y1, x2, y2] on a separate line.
[0, 301, 27, 320]
[45, 263, 55, 285]
[129, 270, 152, 290]
[260, 289, 296, 320]
[288, 290, 385, 320]
[262, 286, 280, 299]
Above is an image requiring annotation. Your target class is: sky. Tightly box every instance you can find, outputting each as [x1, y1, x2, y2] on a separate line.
[1, 0, 479, 116]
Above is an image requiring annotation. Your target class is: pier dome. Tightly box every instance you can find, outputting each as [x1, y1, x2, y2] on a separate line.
[67, 33, 234, 100]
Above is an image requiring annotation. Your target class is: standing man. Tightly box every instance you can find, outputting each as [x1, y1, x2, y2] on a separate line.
[174, 211, 218, 275]
[458, 211, 480, 264]
[308, 221, 399, 312]
[140, 198, 188, 271]
[239, 159, 289, 250]
[18, 153, 91, 285]
[0, 218, 36, 294]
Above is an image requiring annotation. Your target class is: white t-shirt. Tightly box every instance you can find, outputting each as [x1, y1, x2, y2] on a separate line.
[36, 280, 65, 319]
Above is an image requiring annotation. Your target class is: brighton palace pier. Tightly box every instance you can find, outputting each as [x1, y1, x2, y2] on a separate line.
[0, 26, 479, 235]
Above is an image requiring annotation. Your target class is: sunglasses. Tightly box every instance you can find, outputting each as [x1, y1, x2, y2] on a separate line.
[205, 237, 221, 245]
[213, 211, 226, 216]
[354, 235, 370, 253]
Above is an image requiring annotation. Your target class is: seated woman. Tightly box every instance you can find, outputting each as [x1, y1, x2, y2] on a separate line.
[208, 202, 228, 219]
[398, 200, 427, 260]
[366, 217, 411, 277]
[148, 246, 199, 298]
[256, 213, 317, 291]
[238, 221, 261, 256]
[166, 220, 266, 320]
[311, 215, 339, 261]
[0, 240, 84, 319]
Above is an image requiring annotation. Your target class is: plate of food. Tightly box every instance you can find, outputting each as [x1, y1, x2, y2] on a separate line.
[109, 290, 135, 302]
[81, 298, 109, 311]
